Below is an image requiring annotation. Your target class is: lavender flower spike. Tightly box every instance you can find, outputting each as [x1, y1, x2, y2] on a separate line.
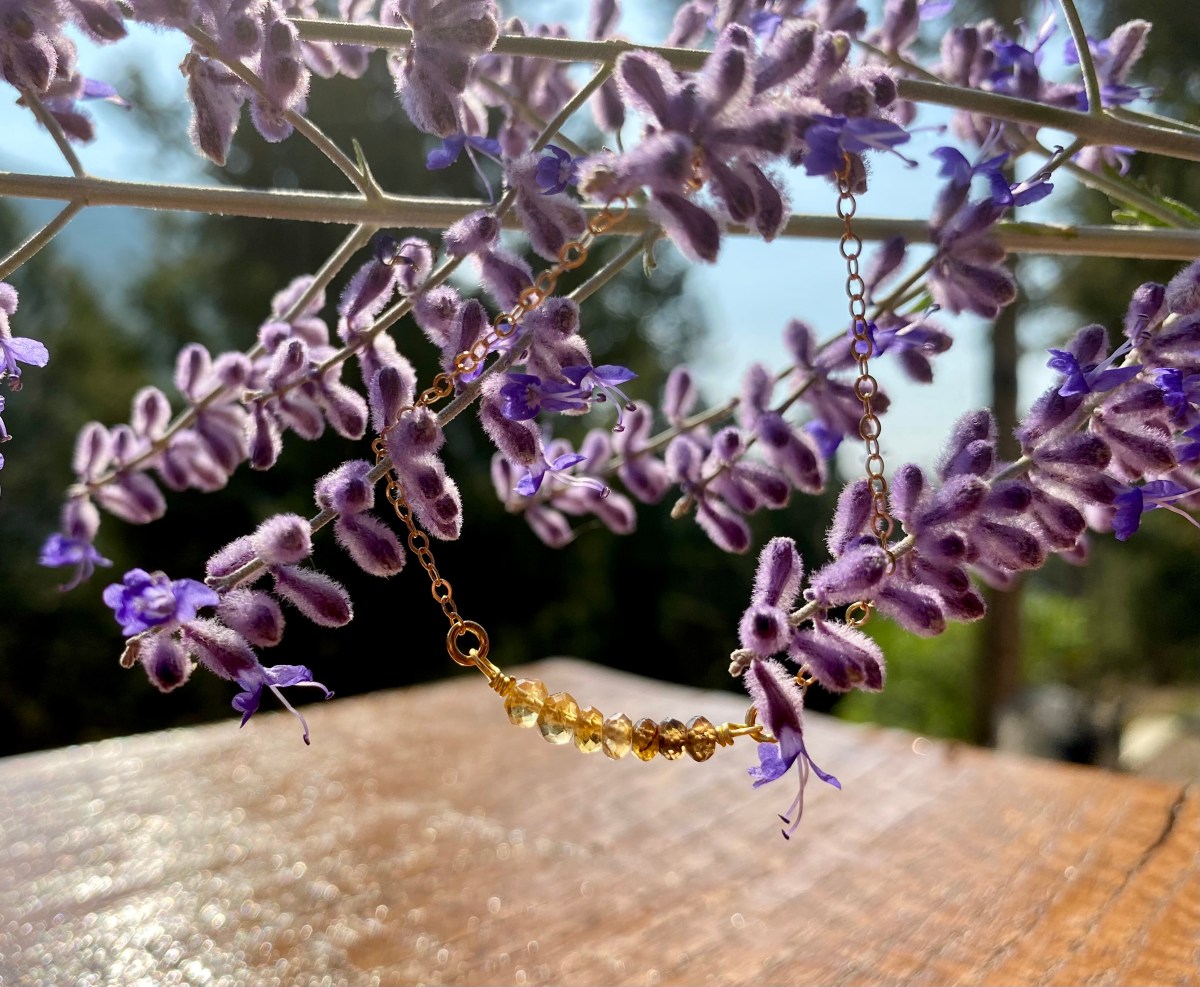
[103, 568, 219, 637]
[744, 658, 840, 840]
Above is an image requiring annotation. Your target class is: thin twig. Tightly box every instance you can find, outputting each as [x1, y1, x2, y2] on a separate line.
[7, 172, 1200, 259]
[1058, 0, 1103, 116]
[897, 78, 1200, 163]
[19, 89, 86, 177]
[0, 201, 84, 281]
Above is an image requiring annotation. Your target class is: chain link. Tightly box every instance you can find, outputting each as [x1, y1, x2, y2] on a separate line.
[373, 196, 631, 666]
[836, 155, 896, 628]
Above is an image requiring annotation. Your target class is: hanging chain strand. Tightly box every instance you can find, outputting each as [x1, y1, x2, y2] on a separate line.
[371, 186, 772, 761]
[837, 155, 897, 628]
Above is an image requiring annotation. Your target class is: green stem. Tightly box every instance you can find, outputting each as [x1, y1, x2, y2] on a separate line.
[20, 88, 86, 178]
[896, 78, 1200, 163]
[6, 172, 1199, 259]
[1058, 0, 1102, 116]
[0, 200, 84, 281]
[530, 61, 614, 155]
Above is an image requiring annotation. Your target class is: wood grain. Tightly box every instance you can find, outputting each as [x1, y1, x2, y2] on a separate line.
[0, 658, 1195, 986]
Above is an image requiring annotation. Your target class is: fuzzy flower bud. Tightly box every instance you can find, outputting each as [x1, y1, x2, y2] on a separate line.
[443, 209, 501, 256]
[334, 513, 406, 576]
[315, 459, 375, 515]
[252, 513, 313, 567]
[218, 588, 285, 648]
[272, 565, 353, 627]
[142, 633, 193, 693]
[806, 544, 888, 606]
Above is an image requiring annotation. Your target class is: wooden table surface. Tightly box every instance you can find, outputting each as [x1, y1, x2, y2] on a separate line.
[0, 658, 1195, 987]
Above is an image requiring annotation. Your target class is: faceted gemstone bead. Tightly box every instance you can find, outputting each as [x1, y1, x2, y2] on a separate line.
[658, 718, 686, 760]
[602, 713, 633, 759]
[537, 691, 578, 744]
[504, 678, 547, 728]
[574, 705, 604, 753]
[631, 718, 659, 761]
[685, 716, 718, 762]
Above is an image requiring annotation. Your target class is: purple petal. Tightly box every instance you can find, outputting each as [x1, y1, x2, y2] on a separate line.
[747, 742, 788, 787]
[7, 337, 49, 367]
[465, 135, 502, 157]
[591, 364, 637, 386]
[426, 136, 464, 169]
[172, 578, 220, 621]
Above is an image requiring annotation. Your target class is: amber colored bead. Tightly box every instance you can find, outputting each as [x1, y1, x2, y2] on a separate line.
[504, 678, 547, 728]
[685, 716, 718, 762]
[538, 691, 578, 744]
[657, 718, 686, 760]
[574, 706, 604, 753]
[631, 718, 660, 761]
[602, 713, 633, 759]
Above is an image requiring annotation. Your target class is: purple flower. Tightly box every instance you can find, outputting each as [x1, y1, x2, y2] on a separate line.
[516, 450, 607, 498]
[803, 419, 843, 460]
[0, 331, 49, 389]
[1179, 423, 1200, 464]
[562, 363, 638, 431]
[425, 132, 502, 169]
[232, 662, 333, 745]
[748, 11, 783, 40]
[743, 657, 840, 839]
[427, 131, 504, 200]
[38, 532, 113, 591]
[803, 115, 915, 177]
[1112, 480, 1199, 541]
[1149, 368, 1200, 424]
[498, 372, 590, 420]
[931, 145, 1009, 191]
[102, 568, 219, 636]
[534, 144, 579, 195]
[1047, 343, 1141, 397]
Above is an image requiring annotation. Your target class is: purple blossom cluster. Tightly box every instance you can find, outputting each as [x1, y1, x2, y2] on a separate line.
[5, 0, 1195, 841]
[109, 512, 344, 741]
[132, 0, 373, 165]
[733, 264, 1200, 832]
[0, 0, 131, 141]
[578, 21, 907, 263]
[929, 14, 1153, 172]
[0, 283, 49, 493]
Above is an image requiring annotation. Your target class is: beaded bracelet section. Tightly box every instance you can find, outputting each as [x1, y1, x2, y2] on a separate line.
[449, 620, 774, 762]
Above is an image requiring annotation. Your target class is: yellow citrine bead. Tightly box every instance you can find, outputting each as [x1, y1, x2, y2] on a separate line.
[574, 706, 604, 753]
[538, 691, 579, 745]
[685, 716, 718, 762]
[631, 718, 659, 761]
[602, 713, 633, 760]
[658, 718, 686, 760]
[503, 678, 547, 728]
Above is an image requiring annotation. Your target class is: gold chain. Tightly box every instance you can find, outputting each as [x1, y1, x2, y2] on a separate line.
[370, 188, 771, 762]
[836, 156, 896, 628]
